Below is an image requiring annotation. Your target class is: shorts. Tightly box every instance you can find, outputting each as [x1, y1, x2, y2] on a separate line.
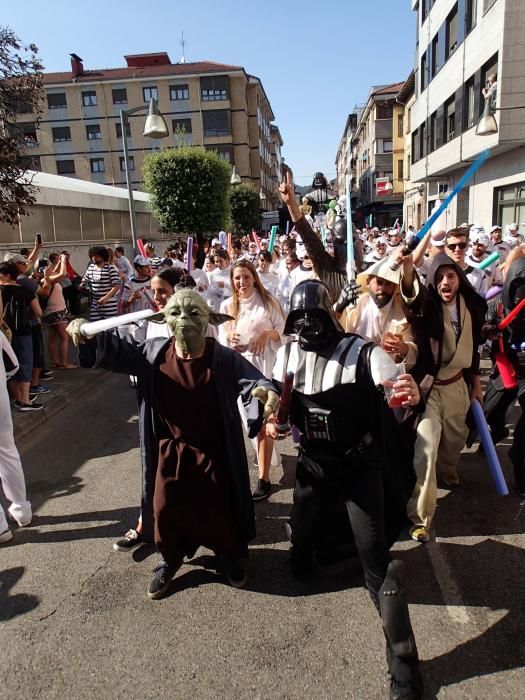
[42, 309, 68, 325]
[11, 335, 33, 382]
[31, 324, 44, 370]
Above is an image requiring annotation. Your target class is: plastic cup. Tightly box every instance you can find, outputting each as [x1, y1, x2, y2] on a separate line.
[379, 360, 406, 408]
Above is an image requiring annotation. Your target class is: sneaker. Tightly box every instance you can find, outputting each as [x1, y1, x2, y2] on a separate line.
[225, 558, 248, 588]
[0, 528, 13, 544]
[252, 478, 272, 501]
[40, 370, 55, 380]
[29, 384, 51, 395]
[15, 401, 44, 412]
[113, 528, 142, 552]
[409, 526, 429, 543]
[147, 562, 178, 600]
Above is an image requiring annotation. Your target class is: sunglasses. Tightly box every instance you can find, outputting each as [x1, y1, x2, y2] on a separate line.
[446, 242, 468, 251]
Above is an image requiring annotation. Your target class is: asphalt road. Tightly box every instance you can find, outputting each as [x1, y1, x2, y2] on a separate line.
[1, 372, 524, 699]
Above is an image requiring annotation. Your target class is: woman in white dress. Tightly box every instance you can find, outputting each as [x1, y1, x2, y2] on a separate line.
[219, 260, 285, 501]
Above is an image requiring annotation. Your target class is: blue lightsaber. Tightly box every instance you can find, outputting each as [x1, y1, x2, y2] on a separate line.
[406, 149, 491, 252]
[470, 399, 509, 496]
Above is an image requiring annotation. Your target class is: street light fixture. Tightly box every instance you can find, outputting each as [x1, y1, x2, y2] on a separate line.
[476, 101, 525, 136]
[120, 98, 169, 251]
[259, 187, 266, 201]
[230, 166, 242, 185]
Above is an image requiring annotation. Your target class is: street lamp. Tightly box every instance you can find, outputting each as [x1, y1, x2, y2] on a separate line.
[120, 98, 169, 251]
[230, 166, 242, 185]
[259, 187, 266, 201]
[476, 101, 525, 136]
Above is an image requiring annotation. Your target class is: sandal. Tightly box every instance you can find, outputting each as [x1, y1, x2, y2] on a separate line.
[57, 363, 78, 369]
[409, 526, 429, 543]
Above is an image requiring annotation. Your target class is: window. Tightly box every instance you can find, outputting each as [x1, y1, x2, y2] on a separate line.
[119, 156, 135, 171]
[90, 158, 105, 173]
[202, 109, 230, 136]
[112, 88, 128, 104]
[446, 4, 458, 60]
[430, 112, 438, 152]
[52, 126, 71, 142]
[82, 90, 97, 107]
[444, 96, 456, 141]
[205, 144, 234, 163]
[19, 123, 37, 145]
[463, 77, 476, 130]
[466, 0, 478, 33]
[170, 84, 189, 101]
[483, 0, 497, 13]
[20, 155, 41, 171]
[13, 99, 32, 114]
[412, 129, 419, 163]
[200, 76, 229, 101]
[142, 86, 158, 102]
[56, 160, 75, 175]
[383, 139, 393, 153]
[376, 104, 393, 119]
[398, 159, 404, 180]
[431, 35, 439, 78]
[86, 124, 101, 140]
[115, 121, 131, 138]
[496, 181, 525, 230]
[47, 92, 67, 109]
[480, 52, 498, 115]
[172, 118, 192, 134]
[421, 52, 428, 92]
[398, 114, 404, 137]
[419, 122, 427, 158]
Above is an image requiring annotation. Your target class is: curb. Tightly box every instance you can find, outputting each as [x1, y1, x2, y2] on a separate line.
[13, 368, 105, 442]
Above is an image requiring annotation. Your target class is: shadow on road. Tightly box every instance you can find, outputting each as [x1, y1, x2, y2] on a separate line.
[0, 567, 40, 621]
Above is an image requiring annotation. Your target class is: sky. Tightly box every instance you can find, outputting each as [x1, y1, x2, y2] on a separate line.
[2, 0, 416, 185]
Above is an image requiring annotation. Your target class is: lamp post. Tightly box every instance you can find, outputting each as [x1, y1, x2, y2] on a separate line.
[120, 98, 169, 251]
[476, 101, 525, 136]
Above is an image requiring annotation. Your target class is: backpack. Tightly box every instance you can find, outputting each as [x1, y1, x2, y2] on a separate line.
[3, 289, 31, 334]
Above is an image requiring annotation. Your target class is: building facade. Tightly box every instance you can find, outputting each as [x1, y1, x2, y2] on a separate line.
[352, 83, 405, 228]
[16, 52, 282, 209]
[410, 0, 525, 230]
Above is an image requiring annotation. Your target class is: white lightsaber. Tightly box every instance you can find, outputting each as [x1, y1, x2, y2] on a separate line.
[81, 309, 156, 336]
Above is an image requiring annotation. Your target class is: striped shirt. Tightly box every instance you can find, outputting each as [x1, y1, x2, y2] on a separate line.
[83, 263, 120, 321]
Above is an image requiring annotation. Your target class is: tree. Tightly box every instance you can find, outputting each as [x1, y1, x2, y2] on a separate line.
[0, 27, 44, 225]
[142, 146, 231, 236]
[229, 184, 260, 235]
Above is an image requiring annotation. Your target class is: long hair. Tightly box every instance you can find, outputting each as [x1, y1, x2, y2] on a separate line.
[229, 259, 284, 320]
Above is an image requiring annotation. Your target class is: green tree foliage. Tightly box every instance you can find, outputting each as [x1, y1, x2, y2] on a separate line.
[229, 184, 260, 235]
[0, 27, 44, 225]
[142, 146, 231, 234]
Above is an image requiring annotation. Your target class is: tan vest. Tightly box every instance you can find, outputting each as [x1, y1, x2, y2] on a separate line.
[437, 296, 473, 380]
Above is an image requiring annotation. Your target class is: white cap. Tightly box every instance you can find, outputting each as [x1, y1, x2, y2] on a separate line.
[508, 223, 519, 232]
[489, 225, 502, 233]
[469, 224, 485, 239]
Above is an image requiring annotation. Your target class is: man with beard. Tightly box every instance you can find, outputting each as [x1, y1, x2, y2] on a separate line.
[267, 279, 423, 700]
[341, 258, 417, 368]
[395, 250, 487, 542]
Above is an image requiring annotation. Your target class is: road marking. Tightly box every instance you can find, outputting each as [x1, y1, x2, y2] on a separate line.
[426, 539, 472, 624]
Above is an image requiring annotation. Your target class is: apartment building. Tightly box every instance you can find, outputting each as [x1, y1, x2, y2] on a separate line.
[397, 72, 428, 229]
[335, 112, 358, 199]
[410, 0, 525, 229]
[352, 83, 405, 228]
[16, 52, 281, 208]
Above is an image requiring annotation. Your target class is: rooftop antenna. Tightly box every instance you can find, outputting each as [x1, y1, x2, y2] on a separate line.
[180, 31, 186, 64]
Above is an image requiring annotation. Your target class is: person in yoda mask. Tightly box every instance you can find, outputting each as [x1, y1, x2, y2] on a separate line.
[67, 289, 278, 600]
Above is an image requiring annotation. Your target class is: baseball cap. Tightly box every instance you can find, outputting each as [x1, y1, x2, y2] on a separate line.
[4, 253, 28, 264]
[133, 255, 151, 266]
[489, 225, 502, 233]
[508, 223, 519, 231]
[430, 232, 447, 247]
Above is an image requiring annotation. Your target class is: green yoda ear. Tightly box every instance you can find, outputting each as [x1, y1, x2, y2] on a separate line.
[209, 312, 234, 326]
[148, 311, 168, 324]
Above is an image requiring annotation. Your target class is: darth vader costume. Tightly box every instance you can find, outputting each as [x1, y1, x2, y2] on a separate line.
[483, 256, 525, 495]
[272, 280, 422, 700]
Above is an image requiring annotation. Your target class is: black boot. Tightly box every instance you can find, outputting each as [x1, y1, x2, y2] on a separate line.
[379, 560, 423, 700]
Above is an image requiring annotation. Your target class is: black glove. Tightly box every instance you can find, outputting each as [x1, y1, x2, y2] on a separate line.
[335, 280, 361, 313]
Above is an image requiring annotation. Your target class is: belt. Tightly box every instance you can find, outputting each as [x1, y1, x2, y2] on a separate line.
[434, 370, 464, 386]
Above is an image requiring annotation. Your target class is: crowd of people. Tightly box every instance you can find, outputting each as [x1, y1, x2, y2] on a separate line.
[2, 176, 525, 699]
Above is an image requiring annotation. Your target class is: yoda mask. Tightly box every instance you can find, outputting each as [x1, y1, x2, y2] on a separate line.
[150, 289, 232, 356]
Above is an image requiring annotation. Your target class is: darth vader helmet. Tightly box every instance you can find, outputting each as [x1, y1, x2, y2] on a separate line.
[284, 280, 343, 349]
[333, 217, 347, 273]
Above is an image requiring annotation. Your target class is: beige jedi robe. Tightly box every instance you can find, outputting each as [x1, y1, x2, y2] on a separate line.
[343, 291, 418, 369]
[408, 296, 473, 529]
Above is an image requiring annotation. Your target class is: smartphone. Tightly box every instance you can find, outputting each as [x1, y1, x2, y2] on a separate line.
[36, 233, 42, 245]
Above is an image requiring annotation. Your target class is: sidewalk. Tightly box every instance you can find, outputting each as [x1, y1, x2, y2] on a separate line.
[12, 366, 104, 442]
